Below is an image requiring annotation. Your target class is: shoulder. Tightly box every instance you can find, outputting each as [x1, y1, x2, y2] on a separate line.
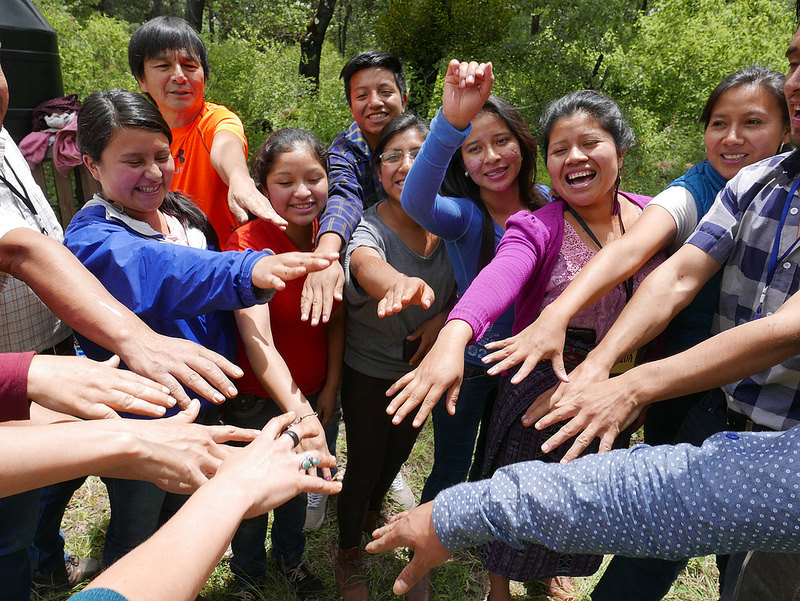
[198, 102, 245, 136]
[503, 202, 563, 247]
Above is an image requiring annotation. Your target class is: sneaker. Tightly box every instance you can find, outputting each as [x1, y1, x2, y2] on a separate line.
[231, 588, 258, 601]
[33, 554, 101, 588]
[304, 492, 327, 531]
[389, 472, 415, 510]
[280, 559, 325, 600]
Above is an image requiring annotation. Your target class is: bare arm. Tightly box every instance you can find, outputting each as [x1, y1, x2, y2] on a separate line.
[209, 130, 287, 228]
[523, 244, 723, 462]
[0, 228, 243, 408]
[0, 400, 258, 497]
[483, 204, 677, 382]
[234, 304, 333, 477]
[82, 413, 341, 601]
[317, 303, 345, 427]
[350, 247, 435, 317]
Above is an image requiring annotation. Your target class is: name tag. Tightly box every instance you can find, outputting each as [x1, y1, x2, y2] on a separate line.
[610, 349, 638, 375]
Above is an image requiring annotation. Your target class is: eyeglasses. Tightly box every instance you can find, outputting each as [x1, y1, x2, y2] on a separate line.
[378, 149, 420, 165]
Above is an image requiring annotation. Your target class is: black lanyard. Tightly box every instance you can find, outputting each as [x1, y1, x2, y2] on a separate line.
[566, 203, 633, 301]
[0, 157, 47, 234]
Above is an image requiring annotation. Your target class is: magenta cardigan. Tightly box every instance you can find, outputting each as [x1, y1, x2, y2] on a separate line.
[448, 193, 650, 345]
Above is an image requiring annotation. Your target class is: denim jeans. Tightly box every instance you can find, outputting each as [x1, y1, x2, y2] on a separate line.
[225, 392, 337, 582]
[0, 490, 40, 601]
[0, 477, 85, 601]
[420, 362, 498, 503]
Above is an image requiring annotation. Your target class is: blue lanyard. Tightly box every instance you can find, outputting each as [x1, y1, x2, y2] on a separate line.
[757, 176, 800, 318]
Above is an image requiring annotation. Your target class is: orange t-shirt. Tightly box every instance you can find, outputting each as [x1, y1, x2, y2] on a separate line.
[170, 102, 247, 247]
[225, 219, 330, 397]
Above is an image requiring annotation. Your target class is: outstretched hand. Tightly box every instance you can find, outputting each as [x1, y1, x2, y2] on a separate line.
[520, 360, 641, 462]
[26, 354, 177, 419]
[252, 251, 339, 291]
[300, 261, 344, 326]
[442, 59, 494, 130]
[365, 502, 452, 595]
[483, 314, 569, 384]
[377, 276, 435, 318]
[215, 412, 342, 519]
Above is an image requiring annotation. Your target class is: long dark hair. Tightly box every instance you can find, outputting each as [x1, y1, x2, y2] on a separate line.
[441, 95, 546, 270]
[77, 89, 217, 246]
[252, 127, 327, 194]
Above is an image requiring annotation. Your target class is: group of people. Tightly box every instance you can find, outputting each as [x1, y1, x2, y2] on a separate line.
[4, 11, 800, 601]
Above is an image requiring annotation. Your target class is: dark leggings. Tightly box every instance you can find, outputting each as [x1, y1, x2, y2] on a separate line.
[337, 364, 422, 549]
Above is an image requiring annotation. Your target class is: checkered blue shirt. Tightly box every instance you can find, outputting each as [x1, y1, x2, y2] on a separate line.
[688, 149, 800, 430]
[319, 121, 386, 244]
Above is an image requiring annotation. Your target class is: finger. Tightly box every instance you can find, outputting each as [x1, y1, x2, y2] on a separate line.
[160, 372, 192, 409]
[264, 412, 297, 440]
[535, 402, 580, 431]
[521, 384, 558, 427]
[597, 429, 618, 455]
[332, 272, 344, 302]
[169, 398, 201, 423]
[408, 344, 427, 366]
[393, 554, 429, 595]
[377, 296, 389, 318]
[551, 352, 569, 383]
[445, 382, 461, 416]
[539, 417, 593, 456]
[560, 425, 601, 463]
[190, 348, 243, 396]
[227, 197, 249, 224]
[101, 354, 123, 369]
[420, 285, 434, 309]
[411, 394, 439, 428]
[386, 371, 416, 399]
[207, 425, 261, 444]
[254, 204, 289, 229]
[320, 286, 334, 325]
[509, 357, 538, 385]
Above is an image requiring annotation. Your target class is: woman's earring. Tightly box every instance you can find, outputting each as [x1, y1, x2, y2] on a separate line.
[464, 170, 470, 178]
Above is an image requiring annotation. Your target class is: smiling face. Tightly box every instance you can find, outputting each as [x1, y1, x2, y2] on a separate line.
[546, 112, 623, 208]
[377, 127, 426, 204]
[84, 127, 174, 227]
[348, 67, 407, 148]
[136, 49, 205, 128]
[704, 84, 789, 181]
[460, 111, 523, 197]
[786, 29, 800, 147]
[263, 145, 328, 234]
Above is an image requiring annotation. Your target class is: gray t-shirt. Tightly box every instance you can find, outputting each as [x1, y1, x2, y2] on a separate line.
[344, 203, 456, 380]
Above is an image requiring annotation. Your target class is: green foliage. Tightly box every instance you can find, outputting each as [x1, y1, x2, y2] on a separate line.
[35, 0, 138, 99]
[208, 0, 312, 44]
[375, 0, 516, 107]
[602, 0, 794, 194]
[206, 39, 351, 153]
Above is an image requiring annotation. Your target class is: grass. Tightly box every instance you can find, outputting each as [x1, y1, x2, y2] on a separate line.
[37, 421, 719, 601]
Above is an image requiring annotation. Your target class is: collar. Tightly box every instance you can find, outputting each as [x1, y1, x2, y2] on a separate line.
[0, 127, 8, 164]
[85, 195, 166, 239]
[344, 121, 371, 157]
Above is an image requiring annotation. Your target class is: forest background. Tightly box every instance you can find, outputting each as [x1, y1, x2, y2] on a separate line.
[35, 0, 798, 196]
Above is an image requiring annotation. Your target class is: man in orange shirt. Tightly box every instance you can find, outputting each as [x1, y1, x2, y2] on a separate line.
[128, 16, 286, 246]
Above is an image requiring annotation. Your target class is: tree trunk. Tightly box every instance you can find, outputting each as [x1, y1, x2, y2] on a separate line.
[300, 0, 337, 91]
[100, 0, 114, 16]
[151, 0, 164, 18]
[185, 0, 205, 31]
[337, 0, 352, 56]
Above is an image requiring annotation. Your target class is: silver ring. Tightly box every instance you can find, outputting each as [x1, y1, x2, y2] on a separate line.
[280, 428, 300, 448]
[300, 455, 320, 470]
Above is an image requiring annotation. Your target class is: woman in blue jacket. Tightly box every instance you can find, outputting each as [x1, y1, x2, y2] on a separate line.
[64, 89, 333, 568]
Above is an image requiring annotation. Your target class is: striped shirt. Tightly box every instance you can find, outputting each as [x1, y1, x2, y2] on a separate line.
[688, 149, 800, 430]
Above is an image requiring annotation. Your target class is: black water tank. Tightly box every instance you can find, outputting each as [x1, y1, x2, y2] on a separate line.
[0, 0, 63, 142]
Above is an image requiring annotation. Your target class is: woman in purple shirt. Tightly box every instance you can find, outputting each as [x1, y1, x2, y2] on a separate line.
[389, 64, 663, 600]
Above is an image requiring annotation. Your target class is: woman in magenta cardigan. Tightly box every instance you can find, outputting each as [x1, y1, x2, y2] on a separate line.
[388, 63, 663, 600]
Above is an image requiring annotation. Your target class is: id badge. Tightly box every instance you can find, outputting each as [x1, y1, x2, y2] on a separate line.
[610, 349, 638, 375]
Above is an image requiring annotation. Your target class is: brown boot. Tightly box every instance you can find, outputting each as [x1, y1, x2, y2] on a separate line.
[404, 570, 431, 601]
[336, 546, 370, 601]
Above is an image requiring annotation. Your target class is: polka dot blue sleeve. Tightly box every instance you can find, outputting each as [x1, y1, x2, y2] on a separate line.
[433, 428, 800, 558]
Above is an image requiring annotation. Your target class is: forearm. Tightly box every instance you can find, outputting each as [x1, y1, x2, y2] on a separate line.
[585, 246, 719, 371]
[0, 229, 152, 357]
[209, 132, 249, 189]
[0, 421, 143, 496]
[85, 476, 248, 601]
[433, 430, 800, 558]
[621, 291, 800, 403]
[349, 249, 407, 301]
